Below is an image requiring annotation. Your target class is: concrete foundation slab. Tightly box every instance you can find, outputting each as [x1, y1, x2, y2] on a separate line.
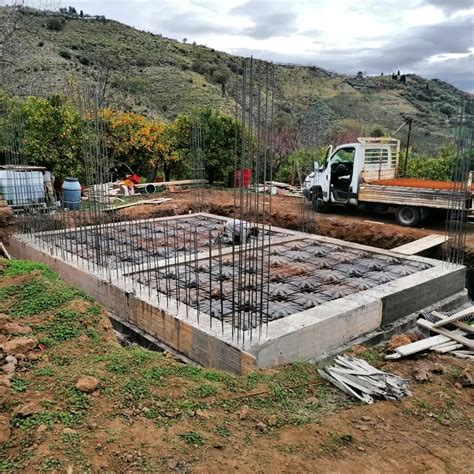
[8, 213, 466, 373]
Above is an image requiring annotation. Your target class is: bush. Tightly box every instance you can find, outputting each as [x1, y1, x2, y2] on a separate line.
[404, 144, 459, 181]
[78, 56, 90, 66]
[58, 50, 71, 60]
[46, 18, 64, 31]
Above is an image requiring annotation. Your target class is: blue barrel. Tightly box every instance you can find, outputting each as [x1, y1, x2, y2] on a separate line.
[62, 177, 81, 210]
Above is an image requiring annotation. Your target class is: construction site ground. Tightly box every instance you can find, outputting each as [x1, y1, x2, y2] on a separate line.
[0, 259, 473, 473]
[1, 189, 473, 472]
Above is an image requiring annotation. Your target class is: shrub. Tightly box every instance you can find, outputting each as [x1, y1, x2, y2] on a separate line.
[46, 18, 64, 32]
[58, 50, 71, 60]
[78, 56, 90, 66]
[38, 41, 44, 47]
[404, 144, 460, 181]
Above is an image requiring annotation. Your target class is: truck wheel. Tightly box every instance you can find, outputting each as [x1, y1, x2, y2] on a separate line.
[312, 197, 331, 213]
[395, 206, 422, 227]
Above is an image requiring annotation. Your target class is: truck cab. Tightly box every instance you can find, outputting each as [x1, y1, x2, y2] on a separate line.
[303, 138, 400, 212]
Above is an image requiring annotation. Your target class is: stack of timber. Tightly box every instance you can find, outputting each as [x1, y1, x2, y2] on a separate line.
[386, 306, 474, 360]
[318, 355, 411, 404]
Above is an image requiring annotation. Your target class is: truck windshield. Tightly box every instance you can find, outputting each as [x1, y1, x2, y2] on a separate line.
[331, 148, 355, 164]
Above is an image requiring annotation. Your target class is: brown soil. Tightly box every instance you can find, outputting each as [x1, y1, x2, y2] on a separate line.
[368, 178, 473, 190]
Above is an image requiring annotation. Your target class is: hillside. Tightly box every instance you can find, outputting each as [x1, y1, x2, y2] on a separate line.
[1, 7, 469, 153]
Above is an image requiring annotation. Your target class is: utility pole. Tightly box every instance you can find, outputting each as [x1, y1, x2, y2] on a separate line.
[402, 117, 412, 177]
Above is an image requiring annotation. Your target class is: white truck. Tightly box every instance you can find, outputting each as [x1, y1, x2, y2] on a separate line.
[302, 137, 472, 227]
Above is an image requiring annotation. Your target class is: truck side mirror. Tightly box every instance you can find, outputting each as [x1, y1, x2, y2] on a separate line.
[314, 161, 320, 171]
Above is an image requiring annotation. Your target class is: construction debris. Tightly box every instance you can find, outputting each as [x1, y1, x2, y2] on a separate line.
[318, 355, 411, 404]
[385, 307, 474, 360]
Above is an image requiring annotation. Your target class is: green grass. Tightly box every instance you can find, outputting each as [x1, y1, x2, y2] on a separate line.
[11, 378, 29, 393]
[178, 431, 205, 447]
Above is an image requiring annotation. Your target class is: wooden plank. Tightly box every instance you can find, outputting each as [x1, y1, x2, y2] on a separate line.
[431, 310, 474, 334]
[358, 184, 470, 209]
[451, 351, 474, 360]
[104, 198, 173, 212]
[433, 342, 463, 353]
[431, 307, 474, 328]
[391, 334, 451, 356]
[0, 242, 11, 259]
[392, 234, 448, 255]
[417, 319, 474, 349]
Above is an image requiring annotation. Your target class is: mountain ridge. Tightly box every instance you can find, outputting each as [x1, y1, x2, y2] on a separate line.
[1, 6, 469, 154]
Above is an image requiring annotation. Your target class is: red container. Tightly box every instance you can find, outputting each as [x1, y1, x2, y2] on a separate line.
[234, 168, 252, 188]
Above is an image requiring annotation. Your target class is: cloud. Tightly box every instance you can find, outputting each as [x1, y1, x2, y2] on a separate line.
[230, 0, 299, 39]
[422, 0, 474, 13]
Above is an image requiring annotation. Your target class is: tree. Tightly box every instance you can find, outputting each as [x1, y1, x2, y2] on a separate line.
[182, 38, 187, 44]
[101, 109, 167, 178]
[166, 108, 244, 184]
[268, 117, 299, 176]
[213, 67, 231, 96]
[46, 18, 64, 31]
[17, 95, 83, 177]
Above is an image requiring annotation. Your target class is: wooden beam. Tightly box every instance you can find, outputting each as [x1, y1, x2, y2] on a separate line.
[431, 307, 474, 329]
[392, 234, 448, 255]
[417, 319, 474, 349]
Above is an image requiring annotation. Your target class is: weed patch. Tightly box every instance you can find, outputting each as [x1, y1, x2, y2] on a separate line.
[178, 431, 205, 446]
[11, 378, 29, 392]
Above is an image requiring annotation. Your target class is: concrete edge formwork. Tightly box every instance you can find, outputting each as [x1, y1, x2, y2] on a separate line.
[7, 214, 467, 373]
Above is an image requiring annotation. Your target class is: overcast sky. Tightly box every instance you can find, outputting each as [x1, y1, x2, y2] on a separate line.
[24, 0, 474, 91]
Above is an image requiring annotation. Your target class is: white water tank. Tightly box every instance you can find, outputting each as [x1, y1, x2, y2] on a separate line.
[0, 165, 46, 206]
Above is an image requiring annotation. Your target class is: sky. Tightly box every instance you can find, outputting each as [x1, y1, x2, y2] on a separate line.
[23, 0, 474, 91]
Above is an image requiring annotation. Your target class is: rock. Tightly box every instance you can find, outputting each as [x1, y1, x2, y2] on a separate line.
[256, 422, 268, 433]
[2, 362, 16, 376]
[5, 355, 17, 365]
[387, 334, 412, 350]
[459, 370, 473, 388]
[357, 446, 365, 452]
[268, 414, 278, 427]
[62, 427, 77, 435]
[0, 322, 32, 335]
[0, 414, 11, 443]
[195, 409, 211, 420]
[13, 400, 42, 418]
[355, 424, 369, 431]
[413, 368, 431, 383]
[36, 424, 48, 434]
[0, 314, 11, 327]
[0, 337, 38, 355]
[238, 405, 250, 420]
[26, 351, 42, 361]
[75, 376, 100, 393]
[15, 353, 26, 361]
[361, 415, 372, 422]
[431, 364, 444, 375]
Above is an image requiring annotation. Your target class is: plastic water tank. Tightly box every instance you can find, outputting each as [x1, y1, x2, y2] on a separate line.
[62, 177, 81, 210]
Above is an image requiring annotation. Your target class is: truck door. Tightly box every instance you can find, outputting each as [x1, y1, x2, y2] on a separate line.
[327, 147, 356, 203]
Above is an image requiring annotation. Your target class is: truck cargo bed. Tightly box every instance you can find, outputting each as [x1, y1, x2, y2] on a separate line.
[358, 180, 471, 209]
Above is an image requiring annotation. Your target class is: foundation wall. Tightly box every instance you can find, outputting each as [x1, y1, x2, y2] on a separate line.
[7, 237, 256, 374]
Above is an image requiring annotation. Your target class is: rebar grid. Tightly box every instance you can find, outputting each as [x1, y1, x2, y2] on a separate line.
[444, 97, 473, 266]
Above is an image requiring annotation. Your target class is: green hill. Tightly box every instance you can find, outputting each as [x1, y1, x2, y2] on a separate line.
[1, 7, 469, 154]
